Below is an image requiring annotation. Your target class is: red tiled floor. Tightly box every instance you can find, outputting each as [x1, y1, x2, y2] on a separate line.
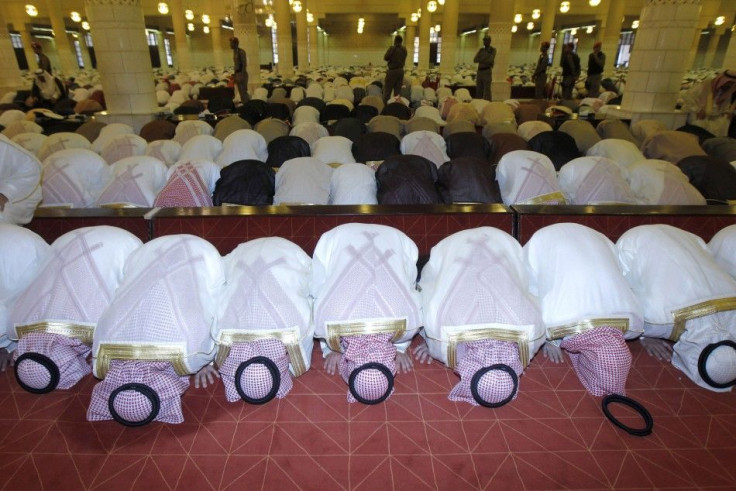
[0, 339, 735, 490]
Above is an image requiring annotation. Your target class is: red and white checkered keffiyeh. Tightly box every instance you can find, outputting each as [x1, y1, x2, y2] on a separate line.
[153, 162, 213, 208]
[219, 339, 293, 403]
[560, 326, 632, 396]
[14, 332, 91, 390]
[449, 339, 523, 406]
[87, 360, 190, 424]
[338, 333, 396, 404]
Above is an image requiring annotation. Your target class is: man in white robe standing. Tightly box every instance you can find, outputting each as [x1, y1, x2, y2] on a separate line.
[524, 223, 644, 396]
[617, 225, 736, 391]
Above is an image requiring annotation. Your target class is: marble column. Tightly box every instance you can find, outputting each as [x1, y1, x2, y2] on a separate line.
[684, 0, 720, 70]
[169, 0, 192, 71]
[405, 24, 417, 65]
[309, 24, 318, 67]
[232, 0, 260, 91]
[274, 0, 294, 77]
[439, 0, 459, 75]
[599, 0, 625, 76]
[295, 7, 308, 71]
[45, 0, 79, 76]
[0, 11, 23, 95]
[611, 0, 701, 128]
[210, 18, 225, 70]
[488, 0, 514, 101]
[418, 9, 431, 70]
[84, 0, 157, 131]
[539, 0, 557, 47]
[723, 27, 736, 69]
[703, 26, 726, 68]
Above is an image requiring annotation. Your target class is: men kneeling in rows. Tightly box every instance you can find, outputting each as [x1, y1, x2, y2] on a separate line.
[2, 221, 735, 427]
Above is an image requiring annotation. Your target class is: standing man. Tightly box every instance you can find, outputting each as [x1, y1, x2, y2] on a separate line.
[532, 42, 551, 99]
[586, 42, 605, 97]
[383, 35, 408, 103]
[560, 43, 580, 100]
[31, 42, 52, 74]
[230, 37, 249, 105]
[474, 36, 496, 101]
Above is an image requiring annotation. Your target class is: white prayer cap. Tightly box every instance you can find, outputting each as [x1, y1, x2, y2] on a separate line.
[699, 341, 736, 388]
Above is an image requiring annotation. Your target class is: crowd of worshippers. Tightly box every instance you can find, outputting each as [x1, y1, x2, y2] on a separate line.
[3, 85, 736, 226]
[1, 220, 735, 429]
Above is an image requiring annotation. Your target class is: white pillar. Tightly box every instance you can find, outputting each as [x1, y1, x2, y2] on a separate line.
[539, 0, 557, 47]
[599, 0, 625, 75]
[439, 0, 459, 75]
[612, 0, 702, 128]
[295, 7, 308, 71]
[488, 0, 514, 101]
[309, 24, 318, 67]
[169, 0, 192, 71]
[210, 17, 225, 70]
[45, 0, 79, 76]
[84, 0, 157, 130]
[274, 0, 294, 77]
[232, 0, 260, 92]
[418, 9, 431, 70]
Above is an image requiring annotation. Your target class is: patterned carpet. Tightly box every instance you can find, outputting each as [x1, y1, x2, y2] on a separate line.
[0, 338, 735, 490]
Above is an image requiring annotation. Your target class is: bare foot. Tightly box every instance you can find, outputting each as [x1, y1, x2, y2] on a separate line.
[412, 340, 433, 365]
[639, 337, 673, 362]
[324, 351, 341, 375]
[194, 364, 219, 389]
[0, 348, 12, 372]
[542, 342, 565, 364]
[396, 351, 414, 374]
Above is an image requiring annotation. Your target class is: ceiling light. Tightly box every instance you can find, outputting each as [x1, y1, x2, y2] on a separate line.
[438, 0, 445, 4]
[201, 14, 210, 24]
[292, 0, 302, 13]
[532, 9, 540, 20]
[586, 26, 594, 33]
[715, 16, 726, 26]
[25, 4, 38, 17]
[82, 21, 90, 30]
[157, 2, 169, 14]
[427, 1, 437, 13]
[187, 23, 194, 31]
[589, 0, 601, 6]
[411, 13, 418, 22]
[527, 21, 534, 30]
[185, 10, 194, 21]
[204, 26, 210, 33]
[514, 13, 522, 23]
[560, 1, 570, 13]
[511, 25, 518, 33]
[265, 16, 273, 27]
[632, 20, 639, 29]
[70, 11, 81, 22]
[435, 24, 441, 32]
[307, 12, 314, 23]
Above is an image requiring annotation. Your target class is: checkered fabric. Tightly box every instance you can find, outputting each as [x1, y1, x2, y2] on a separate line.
[14, 332, 91, 390]
[219, 339, 292, 403]
[560, 326, 632, 396]
[338, 333, 396, 404]
[153, 162, 213, 208]
[87, 360, 189, 424]
[449, 339, 523, 406]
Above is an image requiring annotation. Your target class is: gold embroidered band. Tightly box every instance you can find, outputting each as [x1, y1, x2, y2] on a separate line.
[215, 328, 307, 377]
[546, 318, 629, 340]
[95, 343, 189, 378]
[670, 297, 736, 342]
[325, 318, 407, 353]
[523, 191, 567, 205]
[15, 321, 95, 344]
[99, 203, 140, 209]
